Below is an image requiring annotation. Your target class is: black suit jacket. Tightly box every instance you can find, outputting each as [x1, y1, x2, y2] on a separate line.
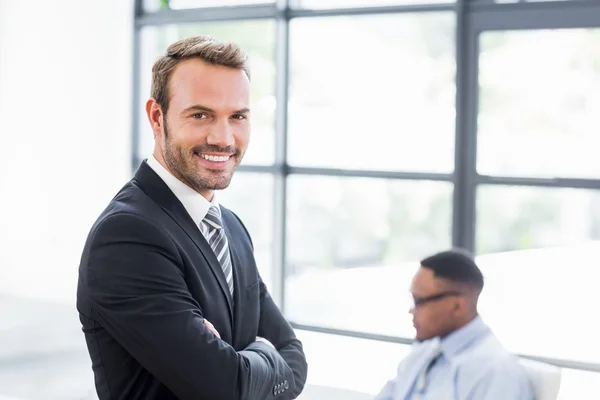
[77, 161, 307, 400]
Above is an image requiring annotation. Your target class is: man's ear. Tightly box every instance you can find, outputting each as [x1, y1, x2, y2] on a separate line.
[145, 98, 164, 139]
[455, 296, 467, 313]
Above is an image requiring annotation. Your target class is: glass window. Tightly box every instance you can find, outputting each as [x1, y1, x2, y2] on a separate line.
[218, 172, 274, 289]
[144, 0, 274, 12]
[478, 29, 600, 179]
[138, 20, 276, 166]
[476, 186, 600, 254]
[292, 0, 454, 8]
[288, 13, 456, 172]
[475, 185, 600, 363]
[285, 176, 453, 337]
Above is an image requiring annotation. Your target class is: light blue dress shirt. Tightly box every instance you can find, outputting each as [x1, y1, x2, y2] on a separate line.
[374, 316, 534, 400]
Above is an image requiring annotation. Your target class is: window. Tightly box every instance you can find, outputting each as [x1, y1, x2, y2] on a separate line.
[288, 13, 456, 172]
[133, 0, 600, 397]
[137, 20, 276, 166]
[476, 186, 600, 254]
[285, 176, 452, 337]
[472, 22, 600, 384]
[478, 29, 600, 179]
[475, 186, 600, 362]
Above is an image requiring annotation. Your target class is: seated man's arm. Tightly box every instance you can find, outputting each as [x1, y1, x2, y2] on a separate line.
[82, 213, 294, 400]
[466, 362, 535, 400]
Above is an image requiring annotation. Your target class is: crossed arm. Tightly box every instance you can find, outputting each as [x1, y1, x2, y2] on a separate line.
[83, 213, 307, 400]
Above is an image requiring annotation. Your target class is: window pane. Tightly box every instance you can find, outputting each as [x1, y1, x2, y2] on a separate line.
[285, 176, 453, 337]
[218, 172, 274, 289]
[292, 0, 454, 8]
[476, 186, 600, 363]
[288, 14, 456, 172]
[476, 186, 600, 254]
[478, 29, 600, 178]
[138, 20, 276, 165]
[144, 0, 274, 12]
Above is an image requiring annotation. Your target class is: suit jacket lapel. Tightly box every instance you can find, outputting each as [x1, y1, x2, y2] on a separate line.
[133, 162, 234, 322]
[166, 207, 234, 318]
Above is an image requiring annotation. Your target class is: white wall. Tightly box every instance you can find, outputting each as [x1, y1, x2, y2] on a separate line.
[0, 0, 133, 302]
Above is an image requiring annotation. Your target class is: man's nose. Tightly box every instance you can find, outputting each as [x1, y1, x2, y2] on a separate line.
[207, 119, 234, 148]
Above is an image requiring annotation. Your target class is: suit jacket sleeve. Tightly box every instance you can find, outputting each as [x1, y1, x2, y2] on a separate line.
[256, 281, 308, 399]
[229, 210, 308, 399]
[83, 213, 295, 400]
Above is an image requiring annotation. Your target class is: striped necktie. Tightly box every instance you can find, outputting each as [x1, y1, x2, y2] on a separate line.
[202, 205, 234, 296]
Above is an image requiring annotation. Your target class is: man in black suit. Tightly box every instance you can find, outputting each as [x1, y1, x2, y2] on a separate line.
[77, 35, 307, 400]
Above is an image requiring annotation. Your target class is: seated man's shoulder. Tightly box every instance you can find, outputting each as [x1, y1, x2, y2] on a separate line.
[459, 334, 529, 381]
[457, 350, 534, 400]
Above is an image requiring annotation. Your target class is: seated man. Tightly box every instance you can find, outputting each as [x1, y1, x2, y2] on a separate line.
[375, 249, 533, 400]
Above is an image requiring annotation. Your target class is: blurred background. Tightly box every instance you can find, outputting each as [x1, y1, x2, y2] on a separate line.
[0, 0, 599, 399]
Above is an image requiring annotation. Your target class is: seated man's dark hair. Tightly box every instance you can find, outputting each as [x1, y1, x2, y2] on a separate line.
[420, 248, 484, 292]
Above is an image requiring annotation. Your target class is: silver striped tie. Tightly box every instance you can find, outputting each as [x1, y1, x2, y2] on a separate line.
[203, 206, 234, 295]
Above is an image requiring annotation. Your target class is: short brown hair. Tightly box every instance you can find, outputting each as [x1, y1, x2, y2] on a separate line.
[150, 35, 250, 114]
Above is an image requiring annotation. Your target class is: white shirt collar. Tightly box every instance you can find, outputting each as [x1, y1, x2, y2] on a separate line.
[146, 154, 218, 228]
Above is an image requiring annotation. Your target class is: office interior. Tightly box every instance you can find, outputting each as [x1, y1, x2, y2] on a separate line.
[0, 0, 599, 399]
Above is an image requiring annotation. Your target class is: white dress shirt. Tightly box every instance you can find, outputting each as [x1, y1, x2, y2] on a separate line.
[374, 316, 534, 400]
[146, 155, 218, 238]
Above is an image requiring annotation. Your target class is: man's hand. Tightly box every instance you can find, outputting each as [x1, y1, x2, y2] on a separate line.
[203, 319, 221, 339]
[255, 336, 274, 349]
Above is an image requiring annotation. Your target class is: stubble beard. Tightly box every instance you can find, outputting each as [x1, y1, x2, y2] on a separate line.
[162, 119, 240, 194]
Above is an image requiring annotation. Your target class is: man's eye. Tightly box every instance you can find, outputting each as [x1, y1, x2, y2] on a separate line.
[192, 113, 208, 119]
[232, 114, 247, 120]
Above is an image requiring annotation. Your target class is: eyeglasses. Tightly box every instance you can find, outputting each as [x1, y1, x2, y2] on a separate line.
[411, 291, 463, 308]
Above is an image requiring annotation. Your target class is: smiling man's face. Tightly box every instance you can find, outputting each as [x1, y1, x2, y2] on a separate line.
[147, 57, 251, 199]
